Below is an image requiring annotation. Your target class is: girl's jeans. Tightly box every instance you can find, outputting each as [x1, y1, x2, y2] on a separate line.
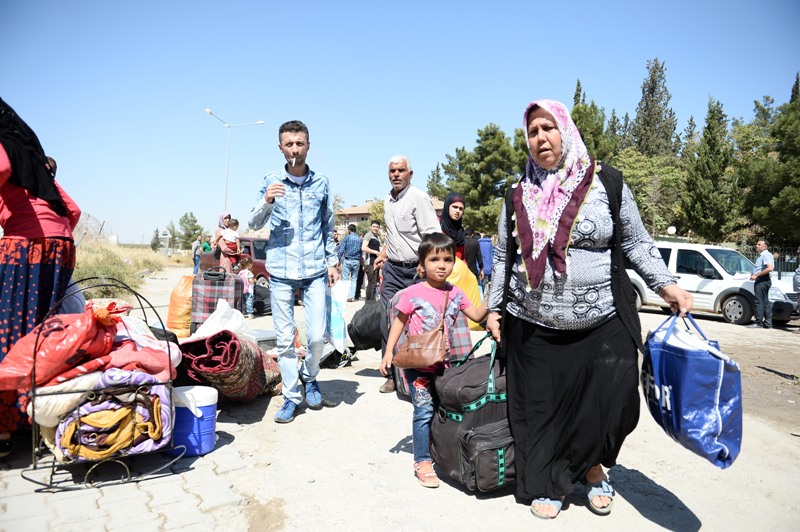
[405, 368, 437, 463]
[244, 291, 254, 315]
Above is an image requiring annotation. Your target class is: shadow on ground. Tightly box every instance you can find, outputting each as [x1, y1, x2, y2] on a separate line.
[612, 464, 701, 531]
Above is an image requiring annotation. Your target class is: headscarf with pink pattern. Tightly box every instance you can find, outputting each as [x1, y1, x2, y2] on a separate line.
[512, 99, 595, 289]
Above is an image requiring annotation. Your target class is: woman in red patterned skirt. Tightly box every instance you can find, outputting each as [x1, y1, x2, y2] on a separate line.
[0, 98, 81, 458]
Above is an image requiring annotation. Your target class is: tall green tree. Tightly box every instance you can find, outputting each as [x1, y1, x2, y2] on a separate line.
[632, 58, 678, 157]
[432, 124, 526, 234]
[571, 99, 614, 162]
[791, 72, 799, 103]
[177, 212, 204, 250]
[426, 163, 448, 200]
[150, 227, 161, 252]
[682, 98, 735, 242]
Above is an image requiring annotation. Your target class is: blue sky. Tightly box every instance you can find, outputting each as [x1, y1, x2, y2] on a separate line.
[2, 0, 798, 244]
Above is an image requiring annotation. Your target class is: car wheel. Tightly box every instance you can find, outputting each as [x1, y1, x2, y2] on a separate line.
[634, 291, 642, 311]
[722, 295, 753, 325]
[256, 277, 269, 288]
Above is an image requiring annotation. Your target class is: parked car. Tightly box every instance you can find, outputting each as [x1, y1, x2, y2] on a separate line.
[626, 241, 796, 325]
[199, 235, 270, 286]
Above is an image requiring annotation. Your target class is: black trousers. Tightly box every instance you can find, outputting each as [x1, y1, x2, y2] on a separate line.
[505, 313, 640, 501]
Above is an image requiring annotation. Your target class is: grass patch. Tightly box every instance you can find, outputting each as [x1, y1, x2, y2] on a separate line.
[72, 242, 168, 299]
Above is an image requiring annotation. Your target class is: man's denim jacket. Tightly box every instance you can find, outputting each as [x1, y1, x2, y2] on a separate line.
[248, 167, 337, 280]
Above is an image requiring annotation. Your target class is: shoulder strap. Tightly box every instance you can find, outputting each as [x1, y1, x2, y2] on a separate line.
[596, 165, 644, 351]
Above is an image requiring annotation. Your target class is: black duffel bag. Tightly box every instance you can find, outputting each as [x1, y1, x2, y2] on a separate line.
[253, 282, 271, 315]
[430, 333, 515, 493]
[347, 300, 382, 352]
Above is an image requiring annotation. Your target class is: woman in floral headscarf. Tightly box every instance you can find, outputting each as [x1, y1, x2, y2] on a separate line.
[486, 99, 693, 519]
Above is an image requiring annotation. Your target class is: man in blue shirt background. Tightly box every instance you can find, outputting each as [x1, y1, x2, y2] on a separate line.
[749, 238, 774, 329]
[338, 224, 363, 302]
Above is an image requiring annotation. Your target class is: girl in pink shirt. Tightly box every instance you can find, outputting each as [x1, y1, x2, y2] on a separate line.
[380, 233, 487, 488]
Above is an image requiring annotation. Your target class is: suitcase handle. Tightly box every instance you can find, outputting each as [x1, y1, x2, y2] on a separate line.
[202, 266, 228, 282]
[452, 332, 499, 394]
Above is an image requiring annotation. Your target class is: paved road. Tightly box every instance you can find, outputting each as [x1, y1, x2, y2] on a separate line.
[1, 266, 798, 531]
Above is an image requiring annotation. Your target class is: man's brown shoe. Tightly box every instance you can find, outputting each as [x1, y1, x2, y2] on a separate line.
[379, 378, 396, 393]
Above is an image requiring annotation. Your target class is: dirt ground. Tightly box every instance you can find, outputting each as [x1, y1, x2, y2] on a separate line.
[636, 308, 800, 434]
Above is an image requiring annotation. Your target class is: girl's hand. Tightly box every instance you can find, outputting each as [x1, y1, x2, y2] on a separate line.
[379, 353, 393, 376]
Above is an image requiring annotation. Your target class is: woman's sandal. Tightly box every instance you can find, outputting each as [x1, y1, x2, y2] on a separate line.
[530, 497, 563, 520]
[586, 479, 615, 516]
[414, 461, 440, 488]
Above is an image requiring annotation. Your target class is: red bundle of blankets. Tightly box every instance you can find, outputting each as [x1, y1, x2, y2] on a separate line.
[179, 330, 281, 401]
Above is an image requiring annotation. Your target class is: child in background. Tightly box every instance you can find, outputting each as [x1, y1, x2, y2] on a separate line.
[380, 232, 487, 488]
[238, 255, 255, 319]
[222, 218, 242, 269]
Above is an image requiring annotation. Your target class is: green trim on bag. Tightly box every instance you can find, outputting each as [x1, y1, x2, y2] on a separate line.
[497, 448, 506, 486]
[440, 393, 507, 422]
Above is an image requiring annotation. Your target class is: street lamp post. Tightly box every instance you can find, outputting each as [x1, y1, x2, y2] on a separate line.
[205, 108, 264, 211]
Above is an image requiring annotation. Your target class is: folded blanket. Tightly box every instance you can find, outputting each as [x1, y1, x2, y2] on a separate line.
[54, 368, 172, 463]
[179, 330, 281, 401]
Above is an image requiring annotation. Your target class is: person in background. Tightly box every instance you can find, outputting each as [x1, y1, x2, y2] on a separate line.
[214, 212, 234, 274]
[222, 218, 242, 270]
[486, 99, 692, 520]
[238, 255, 256, 319]
[0, 98, 82, 458]
[362, 220, 382, 301]
[477, 232, 494, 296]
[248, 120, 339, 424]
[373, 155, 441, 394]
[337, 223, 363, 302]
[748, 239, 774, 329]
[439, 192, 466, 258]
[191, 234, 203, 274]
[463, 228, 484, 287]
[202, 234, 212, 253]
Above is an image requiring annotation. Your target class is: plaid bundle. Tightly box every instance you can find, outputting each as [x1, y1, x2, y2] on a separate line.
[191, 268, 244, 325]
[179, 330, 282, 401]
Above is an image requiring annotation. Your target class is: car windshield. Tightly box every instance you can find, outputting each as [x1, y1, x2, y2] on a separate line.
[707, 248, 754, 276]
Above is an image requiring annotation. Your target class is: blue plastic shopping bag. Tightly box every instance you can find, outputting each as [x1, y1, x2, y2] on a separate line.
[641, 313, 742, 468]
[325, 279, 349, 354]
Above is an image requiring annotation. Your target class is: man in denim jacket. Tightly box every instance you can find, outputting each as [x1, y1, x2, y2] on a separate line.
[248, 120, 340, 423]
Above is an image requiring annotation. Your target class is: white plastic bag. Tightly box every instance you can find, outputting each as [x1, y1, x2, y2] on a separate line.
[326, 280, 349, 354]
[188, 298, 246, 341]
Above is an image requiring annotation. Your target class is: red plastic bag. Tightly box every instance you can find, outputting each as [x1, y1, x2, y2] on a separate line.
[0, 304, 118, 391]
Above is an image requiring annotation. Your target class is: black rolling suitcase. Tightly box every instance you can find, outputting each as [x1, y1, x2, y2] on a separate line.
[191, 266, 244, 333]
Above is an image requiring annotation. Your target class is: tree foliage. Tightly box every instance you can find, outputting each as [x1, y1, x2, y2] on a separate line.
[682, 99, 735, 242]
[177, 212, 203, 250]
[632, 58, 678, 157]
[150, 227, 161, 252]
[614, 148, 685, 235]
[430, 124, 526, 234]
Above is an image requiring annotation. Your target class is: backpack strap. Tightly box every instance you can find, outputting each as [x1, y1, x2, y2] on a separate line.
[596, 165, 644, 351]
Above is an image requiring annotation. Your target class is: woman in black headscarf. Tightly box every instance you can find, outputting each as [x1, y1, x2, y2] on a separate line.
[0, 98, 81, 458]
[440, 192, 466, 259]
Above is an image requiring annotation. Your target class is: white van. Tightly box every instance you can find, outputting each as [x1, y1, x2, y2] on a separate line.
[626, 241, 796, 325]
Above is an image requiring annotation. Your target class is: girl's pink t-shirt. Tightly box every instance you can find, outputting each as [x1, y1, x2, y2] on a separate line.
[394, 282, 472, 337]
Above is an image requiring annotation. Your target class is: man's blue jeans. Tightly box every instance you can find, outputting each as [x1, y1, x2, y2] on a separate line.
[341, 258, 361, 299]
[753, 279, 773, 327]
[193, 254, 201, 275]
[270, 273, 327, 404]
[405, 368, 437, 463]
